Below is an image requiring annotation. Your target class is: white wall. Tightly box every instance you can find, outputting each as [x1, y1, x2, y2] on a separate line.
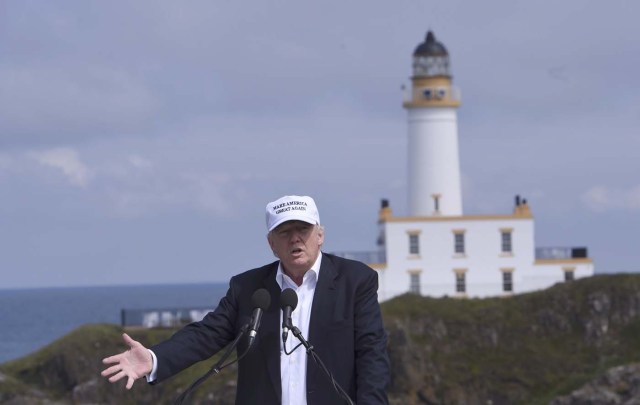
[377, 216, 593, 300]
[407, 108, 463, 216]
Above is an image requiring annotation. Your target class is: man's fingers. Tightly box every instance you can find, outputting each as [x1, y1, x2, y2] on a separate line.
[101, 334, 144, 389]
[101, 364, 121, 377]
[102, 353, 124, 365]
[108, 370, 127, 383]
[126, 375, 135, 390]
[122, 333, 139, 348]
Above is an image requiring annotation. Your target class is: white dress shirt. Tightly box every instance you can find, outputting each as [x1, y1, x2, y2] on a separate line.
[276, 252, 322, 405]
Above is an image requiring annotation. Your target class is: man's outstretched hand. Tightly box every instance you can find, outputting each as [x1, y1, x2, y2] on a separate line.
[101, 333, 153, 389]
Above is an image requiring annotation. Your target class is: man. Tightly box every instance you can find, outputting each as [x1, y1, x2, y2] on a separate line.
[102, 195, 390, 404]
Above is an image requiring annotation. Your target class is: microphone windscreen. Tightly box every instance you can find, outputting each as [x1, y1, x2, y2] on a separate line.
[280, 288, 298, 310]
[251, 288, 271, 310]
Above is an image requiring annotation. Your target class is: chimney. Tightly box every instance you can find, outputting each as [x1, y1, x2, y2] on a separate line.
[379, 199, 392, 222]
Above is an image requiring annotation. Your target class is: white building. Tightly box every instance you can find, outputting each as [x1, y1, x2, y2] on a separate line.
[335, 31, 594, 300]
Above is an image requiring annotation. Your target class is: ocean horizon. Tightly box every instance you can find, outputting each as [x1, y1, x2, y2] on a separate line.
[0, 283, 228, 364]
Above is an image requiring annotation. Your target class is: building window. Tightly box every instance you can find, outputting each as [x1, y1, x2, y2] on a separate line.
[502, 271, 513, 292]
[455, 272, 466, 293]
[563, 266, 576, 282]
[409, 234, 420, 255]
[454, 269, 467, 295]
[454, 232, 465, 254]
[432, 194, 441, 214]
[501, 230, 513, 253]
[409, 273, 421, 295]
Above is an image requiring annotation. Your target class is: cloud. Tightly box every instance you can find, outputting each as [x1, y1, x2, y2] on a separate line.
[0, 66, 158, 147]
[0, 154, 11, 169]
[0, 154, 13, 183]
[127, 154, 153, 170]
[1, 0, 640, 289]
[103, 169, 239, 218]
[81, 149, 245, 218]
[581, 185, 640, 212]
[29, 147, 92, 187]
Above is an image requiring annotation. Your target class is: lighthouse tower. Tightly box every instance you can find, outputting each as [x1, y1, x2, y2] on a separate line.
[333, 29, 594, 301]
[404, 31, 463, 216]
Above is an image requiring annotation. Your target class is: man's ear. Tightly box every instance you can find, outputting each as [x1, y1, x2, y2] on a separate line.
[267, 233, 279, 258]
[316, 226, 324, 246]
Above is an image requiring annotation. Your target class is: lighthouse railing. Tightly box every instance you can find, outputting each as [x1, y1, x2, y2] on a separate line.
[535, 247, 588, 260]
[330, 250, 386, 265]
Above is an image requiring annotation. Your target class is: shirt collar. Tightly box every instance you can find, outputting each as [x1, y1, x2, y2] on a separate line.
[276, 252, 322, 290]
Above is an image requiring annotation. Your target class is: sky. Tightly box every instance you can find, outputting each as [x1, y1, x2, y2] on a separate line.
[1, 0, 639, 289]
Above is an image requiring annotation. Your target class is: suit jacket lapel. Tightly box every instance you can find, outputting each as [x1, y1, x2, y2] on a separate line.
[260, 263, 283, 403]
[307, 253, 338, 383]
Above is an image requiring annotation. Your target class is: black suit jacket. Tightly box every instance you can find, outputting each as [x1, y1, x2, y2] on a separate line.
[151, 253, 390, 405]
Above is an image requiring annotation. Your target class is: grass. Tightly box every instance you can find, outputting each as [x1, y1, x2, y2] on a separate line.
[2, 273, 640, 404]
[380, 273, 640, 404]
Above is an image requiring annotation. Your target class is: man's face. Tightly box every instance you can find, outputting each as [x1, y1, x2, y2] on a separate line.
[268, 220, 324, 275]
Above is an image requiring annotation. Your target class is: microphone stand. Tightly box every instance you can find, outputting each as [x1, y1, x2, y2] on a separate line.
[290, 326, 355, 405]
[174, 323, 250, 405]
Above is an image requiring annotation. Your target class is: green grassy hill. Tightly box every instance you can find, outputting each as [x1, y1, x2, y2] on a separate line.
[383, 274, 640, 404]
[0, 325, 236, 404]
[2, 274, 640, 404]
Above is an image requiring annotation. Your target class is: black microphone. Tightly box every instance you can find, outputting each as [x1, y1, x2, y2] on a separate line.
[279, 288, 298, 346]
[248, 288, 271, 347]
[175, 289, 270, 405]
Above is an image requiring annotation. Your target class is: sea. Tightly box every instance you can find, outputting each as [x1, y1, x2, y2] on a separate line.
[0, 283, 228, 364]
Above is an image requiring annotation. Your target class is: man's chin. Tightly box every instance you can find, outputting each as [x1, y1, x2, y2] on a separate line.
[283, 257, 308, 270]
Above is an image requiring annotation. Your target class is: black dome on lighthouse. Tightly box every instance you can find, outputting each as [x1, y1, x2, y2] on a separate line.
[413, 31, 448, 57]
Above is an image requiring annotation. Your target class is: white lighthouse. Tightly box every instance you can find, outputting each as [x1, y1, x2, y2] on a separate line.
[333, 30, 595, 301]
[405, 31, 463, 217]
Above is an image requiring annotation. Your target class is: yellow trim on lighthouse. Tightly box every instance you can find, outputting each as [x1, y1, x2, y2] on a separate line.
[404, 76, 461, 108]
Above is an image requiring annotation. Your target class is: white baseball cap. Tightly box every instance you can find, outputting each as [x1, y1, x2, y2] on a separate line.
[266, 195, 320, 232]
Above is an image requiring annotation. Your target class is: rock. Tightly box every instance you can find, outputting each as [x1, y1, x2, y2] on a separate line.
[72, 377, 99, 404]
[550, 363, 640, 405]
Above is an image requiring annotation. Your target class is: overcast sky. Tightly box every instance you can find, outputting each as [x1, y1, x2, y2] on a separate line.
[1, 0, 639, 289]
